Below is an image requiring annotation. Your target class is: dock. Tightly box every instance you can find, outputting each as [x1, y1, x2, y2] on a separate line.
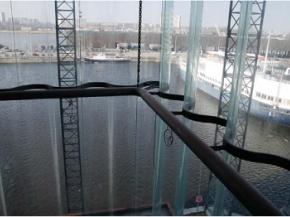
[0, 50, 183, 64]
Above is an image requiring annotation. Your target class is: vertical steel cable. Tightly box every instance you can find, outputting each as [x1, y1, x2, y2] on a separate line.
[134, 1, 143, 208]
[78, 0, 82, 62]
[78, 0, 83, 84]
[9, 0, 19, 85]
[9, 0, 16, 61]
[137, 0, 142, 86]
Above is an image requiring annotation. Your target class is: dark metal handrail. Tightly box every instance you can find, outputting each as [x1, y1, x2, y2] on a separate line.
[212, 140, 290, 171]
[0, 85, 282, 215]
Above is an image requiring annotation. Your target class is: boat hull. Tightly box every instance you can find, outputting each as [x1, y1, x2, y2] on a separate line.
[84, 57, 130, 62]
[196, 78, 290, 125]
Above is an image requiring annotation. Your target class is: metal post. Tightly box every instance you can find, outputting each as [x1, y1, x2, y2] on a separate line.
[213, 2, 252, 215]
[55, 0, 84, 213]
[206, 0, 266, 215]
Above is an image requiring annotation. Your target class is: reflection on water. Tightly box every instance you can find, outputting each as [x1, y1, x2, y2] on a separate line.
[0, 62, 289, 215]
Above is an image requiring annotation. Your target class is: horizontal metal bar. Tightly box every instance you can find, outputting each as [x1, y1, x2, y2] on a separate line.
[0, 86, 281, 215]
[0, 87, 137, 101]
[212, 140, 290, 171]
[173, 109, 227, 126]
[0, 81, 159, 92]
[150, 91, 184, 101]
[144, 91, 227, 126]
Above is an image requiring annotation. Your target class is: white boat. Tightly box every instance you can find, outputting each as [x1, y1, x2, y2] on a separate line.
[84, 53, 130, 62]
[178, 52, 290, 125]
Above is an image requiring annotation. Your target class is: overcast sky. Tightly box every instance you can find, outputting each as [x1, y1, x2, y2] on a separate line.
[0, 1, 290, 33]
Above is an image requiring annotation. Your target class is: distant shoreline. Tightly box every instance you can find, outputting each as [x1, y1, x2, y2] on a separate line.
[0, 58, 161, 64]
[0, 30, 55, 34]
[0, 50, 174, 64]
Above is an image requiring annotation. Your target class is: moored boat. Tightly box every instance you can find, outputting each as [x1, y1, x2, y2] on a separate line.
[178, 52, 290, 125]
[84, 53, 130, 62]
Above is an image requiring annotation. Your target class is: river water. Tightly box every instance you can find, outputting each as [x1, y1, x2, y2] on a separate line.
[0, 61, 289, 215]
[0, 30, 290, 214]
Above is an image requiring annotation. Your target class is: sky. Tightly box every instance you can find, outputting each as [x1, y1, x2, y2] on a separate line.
[0, 1, 290, 33]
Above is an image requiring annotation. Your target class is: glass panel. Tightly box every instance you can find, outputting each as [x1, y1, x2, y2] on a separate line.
[76, 1, 138, 85]
[0, 96, 150, 215]
[0, 1, 57, 88]
[80, 96, 138, 213]
[243, 2, 290, 213]
[152, 1, 173, 215]
[212, 2, 253, 215]
[175, 1, 203, 215]
[0, 99, 63, 215]
[140, 0, 162, 82]
[182, 1, 203, 111]
[0, 95, 256, 215]
[1, 1, 290, 216]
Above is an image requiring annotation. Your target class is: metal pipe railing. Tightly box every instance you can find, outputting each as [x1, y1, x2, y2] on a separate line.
[138, 88, 281, 215]
[0, 86, 282, 215]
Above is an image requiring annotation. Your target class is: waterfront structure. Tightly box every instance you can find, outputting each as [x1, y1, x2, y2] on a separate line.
[178, 53, 290, 124]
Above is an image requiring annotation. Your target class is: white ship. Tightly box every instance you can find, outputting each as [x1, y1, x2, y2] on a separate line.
[84, 53, 130, 62]
[178, 51, 290, 125]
